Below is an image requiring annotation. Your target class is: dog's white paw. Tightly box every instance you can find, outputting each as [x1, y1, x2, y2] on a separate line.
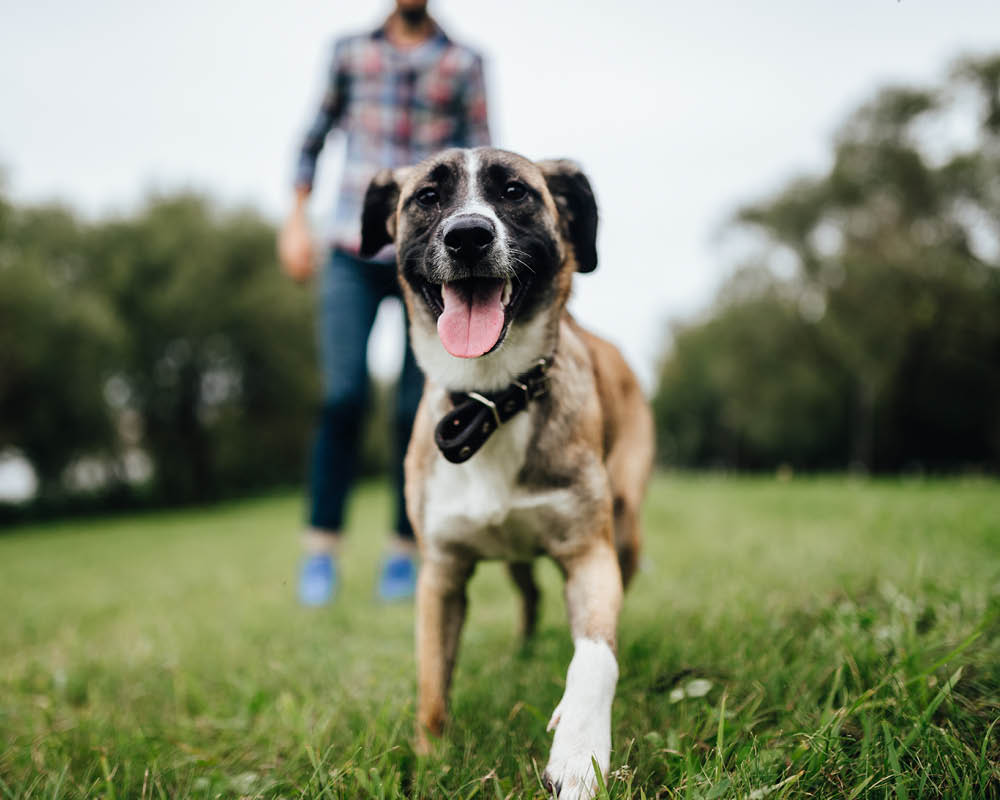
[541, 638, 617, 799]
[542, 732, 607, 799]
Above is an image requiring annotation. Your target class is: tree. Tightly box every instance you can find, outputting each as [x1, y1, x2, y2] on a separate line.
[0, 191, 123, 495]
[87, 194, 320, 502]
[654, 54, 1000, 472]
[654, 274, 851, 470]
[1, 188, 324, 511]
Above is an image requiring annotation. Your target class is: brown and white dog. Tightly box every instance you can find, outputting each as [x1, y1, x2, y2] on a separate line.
[360, 147, 653, 799]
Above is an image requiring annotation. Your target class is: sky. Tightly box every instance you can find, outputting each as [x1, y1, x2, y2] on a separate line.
[2, 0, 999, 390]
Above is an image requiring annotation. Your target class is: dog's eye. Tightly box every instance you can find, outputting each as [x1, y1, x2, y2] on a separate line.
[415, 187, 439, 207]
[503, 181, 528, 202]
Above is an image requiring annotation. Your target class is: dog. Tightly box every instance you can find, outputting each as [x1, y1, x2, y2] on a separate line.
[360, 147, 653, 799]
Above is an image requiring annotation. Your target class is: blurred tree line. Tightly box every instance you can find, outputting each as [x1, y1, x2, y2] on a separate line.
[4, 54, 999, 522]
[654, 54, 1000, 473]
[0, 190, 395, 520]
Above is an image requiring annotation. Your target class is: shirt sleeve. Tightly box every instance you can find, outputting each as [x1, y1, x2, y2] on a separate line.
[456, 53, 491, 148]
[294, 40, 350, 191]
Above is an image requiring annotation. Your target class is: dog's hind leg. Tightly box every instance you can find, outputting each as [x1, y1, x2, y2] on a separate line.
[612, 496, 640, 589]
[415, 557, 474, 753]
[507, 561, 540, 640]
[605, 390, 653, 590]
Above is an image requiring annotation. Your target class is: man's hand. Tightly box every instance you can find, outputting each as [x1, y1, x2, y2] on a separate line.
[278, 190, 316, 282]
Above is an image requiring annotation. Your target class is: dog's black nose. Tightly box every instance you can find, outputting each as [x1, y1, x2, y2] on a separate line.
[443, 215, 495, 263]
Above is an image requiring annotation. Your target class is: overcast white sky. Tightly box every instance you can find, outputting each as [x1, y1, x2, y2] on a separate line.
[2, 0, 998, 389]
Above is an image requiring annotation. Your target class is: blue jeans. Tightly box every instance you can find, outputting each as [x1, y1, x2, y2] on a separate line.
[309, 248, 423, 539]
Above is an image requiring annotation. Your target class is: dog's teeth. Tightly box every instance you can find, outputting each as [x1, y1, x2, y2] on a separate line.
[502, 278, 512, 306]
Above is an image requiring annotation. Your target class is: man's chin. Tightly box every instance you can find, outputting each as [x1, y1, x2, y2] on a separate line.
[399, 7, 429, 25]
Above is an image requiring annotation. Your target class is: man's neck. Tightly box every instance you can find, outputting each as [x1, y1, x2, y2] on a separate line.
[385, 11, 434, 48]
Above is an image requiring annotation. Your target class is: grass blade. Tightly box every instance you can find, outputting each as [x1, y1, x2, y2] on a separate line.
[883, 721, 909, 800]
[716, 690, 728, 770]
[901, 666, 962, 752]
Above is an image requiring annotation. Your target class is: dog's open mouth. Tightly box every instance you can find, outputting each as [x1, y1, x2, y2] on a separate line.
[419, 275, 531, 358]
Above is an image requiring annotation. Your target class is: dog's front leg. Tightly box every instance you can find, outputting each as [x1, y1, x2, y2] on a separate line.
[543, 540, 623, 799]
[415, 556, 473, 754]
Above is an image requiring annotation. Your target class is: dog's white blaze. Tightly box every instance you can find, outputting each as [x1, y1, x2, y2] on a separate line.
[544, 637, 618, 800]
[453, 149, 507, 248]
[410, 310, 550, 393]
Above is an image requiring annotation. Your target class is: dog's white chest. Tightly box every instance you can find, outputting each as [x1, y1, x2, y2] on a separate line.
[421, 413, 573, 560]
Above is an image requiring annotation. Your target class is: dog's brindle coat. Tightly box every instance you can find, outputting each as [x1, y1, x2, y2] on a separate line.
[361, 147, 653, 799]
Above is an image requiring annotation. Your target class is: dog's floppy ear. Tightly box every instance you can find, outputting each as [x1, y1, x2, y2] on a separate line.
[537, 159, 599, 273]
[360, 168, 404, 259]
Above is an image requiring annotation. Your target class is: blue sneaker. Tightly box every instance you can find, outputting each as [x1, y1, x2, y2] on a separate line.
[299, 552, 337, 606]
[377, 552, 417, 601]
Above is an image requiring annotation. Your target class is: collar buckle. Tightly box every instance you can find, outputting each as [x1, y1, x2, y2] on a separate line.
[464, 391, 501, 427]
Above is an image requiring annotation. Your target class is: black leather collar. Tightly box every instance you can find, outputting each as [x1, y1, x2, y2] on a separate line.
[434, 357, 553, 463]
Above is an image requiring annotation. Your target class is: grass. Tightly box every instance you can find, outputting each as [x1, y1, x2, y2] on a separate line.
[0, 474, 998, 799]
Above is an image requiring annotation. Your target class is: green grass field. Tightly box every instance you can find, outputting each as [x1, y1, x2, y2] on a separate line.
[1, 475, 998, 799]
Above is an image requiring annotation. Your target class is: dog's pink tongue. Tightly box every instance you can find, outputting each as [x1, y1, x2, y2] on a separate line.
[437, 280, 505, 358]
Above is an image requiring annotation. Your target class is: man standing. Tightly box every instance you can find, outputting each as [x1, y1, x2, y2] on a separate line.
[279, 0, 490, 605]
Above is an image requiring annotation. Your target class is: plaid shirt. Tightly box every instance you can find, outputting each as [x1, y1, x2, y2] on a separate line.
[295, 20, 491, 256]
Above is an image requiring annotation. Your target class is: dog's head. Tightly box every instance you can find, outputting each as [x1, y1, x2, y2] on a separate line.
[360, 147, 597, 387]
